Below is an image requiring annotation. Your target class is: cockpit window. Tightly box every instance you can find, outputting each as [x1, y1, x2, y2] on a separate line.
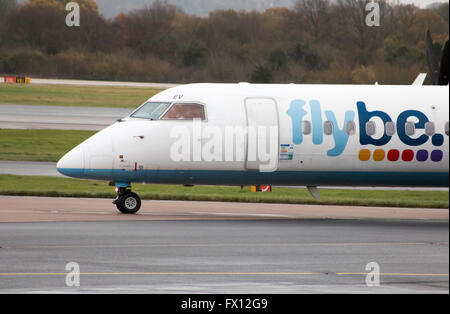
[131, 102, 171, 120]
[162, 103, 205, 120]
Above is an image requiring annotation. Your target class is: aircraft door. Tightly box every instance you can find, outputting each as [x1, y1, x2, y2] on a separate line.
[245, 98, 279, 172]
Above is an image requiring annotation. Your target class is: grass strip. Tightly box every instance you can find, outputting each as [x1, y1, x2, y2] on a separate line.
[0, 84, 162, 108]
[0, 129, 96, 162]
[0, 175, 448, 209]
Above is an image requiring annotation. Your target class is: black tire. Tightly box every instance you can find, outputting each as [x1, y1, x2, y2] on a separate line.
[116, 192, 141, 214]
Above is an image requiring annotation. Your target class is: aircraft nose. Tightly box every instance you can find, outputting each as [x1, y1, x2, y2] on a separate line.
[57, 144, 85, 178]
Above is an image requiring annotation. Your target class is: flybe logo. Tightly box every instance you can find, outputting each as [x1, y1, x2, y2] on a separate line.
[287, 100, 445, 158]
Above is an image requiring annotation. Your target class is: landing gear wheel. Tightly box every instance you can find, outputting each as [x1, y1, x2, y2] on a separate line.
[115, 192, 141, 214]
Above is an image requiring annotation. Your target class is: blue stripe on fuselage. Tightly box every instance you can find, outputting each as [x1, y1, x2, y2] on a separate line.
[57, 168, 449, 187]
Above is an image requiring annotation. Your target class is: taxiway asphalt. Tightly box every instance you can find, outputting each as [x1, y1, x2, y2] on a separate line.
[0, 196, 448, 293]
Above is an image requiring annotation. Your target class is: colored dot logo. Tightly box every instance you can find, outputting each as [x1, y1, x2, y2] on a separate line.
[373, 149, 385, 162]
[431, 150, 444, 162]
[387, 149, 400, 162]
[358, 149, 444, 162]
[359, 149, 371, 161]
[402, 150, 414, 162]
[416, 150, 428, 162]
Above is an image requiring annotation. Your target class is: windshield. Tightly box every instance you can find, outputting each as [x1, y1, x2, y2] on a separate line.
[131, 102, 171, 120]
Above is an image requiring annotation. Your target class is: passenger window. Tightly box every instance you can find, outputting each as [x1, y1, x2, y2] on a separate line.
[405, 122, 415, 136]
[162, 103, 205, 120]
[446, 122, 449, 136]
[425, 122, 435, 136]
[324, 121, 333, 135]
[385, 121, 396, 136]
[345, 121, 356, 135]
[303, 121, 312, 135]
[365, 121, 376, 136]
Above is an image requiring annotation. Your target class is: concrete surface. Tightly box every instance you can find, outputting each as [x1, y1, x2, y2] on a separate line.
[0, 218, 447, 293]
[0, 104, 131, 130]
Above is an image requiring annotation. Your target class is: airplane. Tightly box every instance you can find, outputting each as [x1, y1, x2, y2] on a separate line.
[57, 35, 449, 214]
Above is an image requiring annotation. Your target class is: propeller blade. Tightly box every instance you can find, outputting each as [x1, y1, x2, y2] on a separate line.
[438, 40, 449, 85]
[425, 30, 440, 85]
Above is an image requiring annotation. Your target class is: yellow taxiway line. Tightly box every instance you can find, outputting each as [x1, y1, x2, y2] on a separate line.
[0, 272, 447, 277]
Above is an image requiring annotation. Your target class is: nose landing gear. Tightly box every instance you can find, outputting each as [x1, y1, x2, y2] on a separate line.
[113, 187, 141, 214]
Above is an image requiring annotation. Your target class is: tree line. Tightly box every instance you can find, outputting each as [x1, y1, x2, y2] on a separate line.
[0, 0, 448, 84]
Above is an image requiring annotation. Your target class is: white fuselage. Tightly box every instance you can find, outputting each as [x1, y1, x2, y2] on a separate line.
[57, 83, 449, 187]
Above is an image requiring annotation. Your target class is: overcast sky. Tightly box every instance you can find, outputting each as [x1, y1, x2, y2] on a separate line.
[94, 0, 449, 17]
[15, 0, 449, 15]
[15, 0, 448, 17]
[399, 0, 448, 7]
